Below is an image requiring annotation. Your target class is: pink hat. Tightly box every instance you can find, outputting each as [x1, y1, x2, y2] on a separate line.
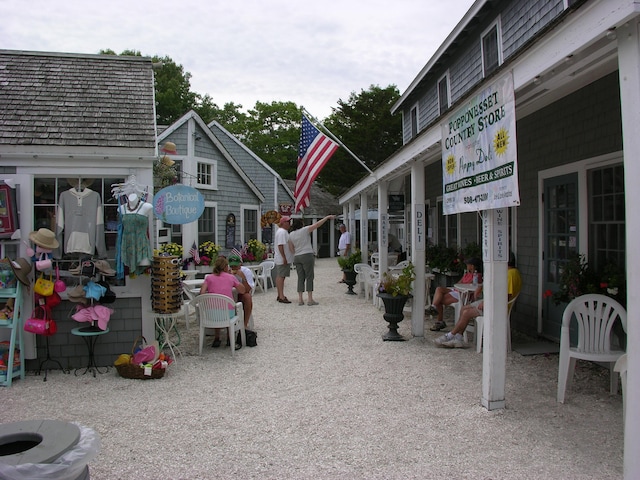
[279, 216, 291, 226]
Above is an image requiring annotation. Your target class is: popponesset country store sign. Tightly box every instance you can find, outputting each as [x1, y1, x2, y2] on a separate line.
[153, 185, 205, 224]
[440, 71, 520, 214]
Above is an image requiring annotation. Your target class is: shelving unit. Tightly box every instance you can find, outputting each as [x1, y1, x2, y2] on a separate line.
[0, 282, 25, 387]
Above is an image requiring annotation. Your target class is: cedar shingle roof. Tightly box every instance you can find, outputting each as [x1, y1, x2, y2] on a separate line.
[0, 50, 156, 149]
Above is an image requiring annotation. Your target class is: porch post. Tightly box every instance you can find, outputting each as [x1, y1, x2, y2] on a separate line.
[618, 18, 640, 478]
[481, 208, 509, 410]
[377, 181, 389, 273]
[360, 194, 369, 263]
[411, 163, 426, 337]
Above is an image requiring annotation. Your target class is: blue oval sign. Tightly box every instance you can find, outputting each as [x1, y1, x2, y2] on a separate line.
[153, 185, 205, 225]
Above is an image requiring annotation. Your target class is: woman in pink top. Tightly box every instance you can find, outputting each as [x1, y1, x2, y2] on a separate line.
[428, 257, 482, 331]
[199, 256, 248, 347]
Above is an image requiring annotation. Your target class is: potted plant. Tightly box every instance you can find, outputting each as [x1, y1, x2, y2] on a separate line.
[377, 262, 416, 341]
[337, 250, 361, 295]
[242, 239, 267, 263]
[195, 241, 220, 272]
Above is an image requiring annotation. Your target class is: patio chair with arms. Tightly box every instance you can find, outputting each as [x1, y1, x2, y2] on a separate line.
[556, 293, 627, 403]
[191, 294, 246, 356]
[256, 260, 275, 293]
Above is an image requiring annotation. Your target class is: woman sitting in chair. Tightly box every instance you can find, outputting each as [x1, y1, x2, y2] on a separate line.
[434, 253, 521, 348]
[200, 256, 248, 348]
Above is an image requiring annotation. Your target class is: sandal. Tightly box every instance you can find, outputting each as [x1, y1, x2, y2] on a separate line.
[429, 321, 446, 331]
[277, 297, 291, 304]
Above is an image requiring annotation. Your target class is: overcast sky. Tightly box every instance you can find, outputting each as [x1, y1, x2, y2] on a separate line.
[1, 0, 476, 119]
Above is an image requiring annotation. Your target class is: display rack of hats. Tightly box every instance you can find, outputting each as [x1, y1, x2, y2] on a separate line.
[25, 228, 67, 379]
[66, 258, 117, 331]
[151, 255, 182, 314]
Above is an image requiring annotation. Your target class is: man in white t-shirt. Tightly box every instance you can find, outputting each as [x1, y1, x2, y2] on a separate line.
[274, 216, 293, 303]
[337, 223, 352, 283]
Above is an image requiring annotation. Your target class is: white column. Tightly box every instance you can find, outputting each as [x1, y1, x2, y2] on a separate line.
[411, 163, 426, 337]
[348, 201, 356, 250]
[481, 208, 508, 410]
[360, 194, 369, 263]
[618, 19, 640, 479]
[378, 181, 389, 273]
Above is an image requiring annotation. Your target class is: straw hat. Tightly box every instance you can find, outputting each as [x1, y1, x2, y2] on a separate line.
[29, 228, 59, 249]
[9, 258, 32, 286]
[161, 142, 178, 155]
[160, 155, 175, 166]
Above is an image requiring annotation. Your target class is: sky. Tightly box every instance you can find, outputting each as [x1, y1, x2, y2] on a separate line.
[1, 0, 476, 119]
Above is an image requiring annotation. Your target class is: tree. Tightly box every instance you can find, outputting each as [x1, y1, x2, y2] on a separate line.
[152, 55, 197, 125]
[319, 85, 402, 194]
[243, 101, 302, 179]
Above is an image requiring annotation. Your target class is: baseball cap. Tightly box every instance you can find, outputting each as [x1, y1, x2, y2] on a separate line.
[279, 216, 291, 226]
[228, 255, 242, 266]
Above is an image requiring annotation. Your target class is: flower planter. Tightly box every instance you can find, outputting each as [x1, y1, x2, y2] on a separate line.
[377, 293, 412, 341]
[343, 269, 358, 295]
[195, 265, 213, 274]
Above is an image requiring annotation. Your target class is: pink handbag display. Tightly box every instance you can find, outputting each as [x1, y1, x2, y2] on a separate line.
[24, 306, 58, 336]
[54, 266, 66, 292]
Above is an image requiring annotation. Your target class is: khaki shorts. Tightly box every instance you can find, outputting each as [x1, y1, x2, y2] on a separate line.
[276, 263, 291, 278]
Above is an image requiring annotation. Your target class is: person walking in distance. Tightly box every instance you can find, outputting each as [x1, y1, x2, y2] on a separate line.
[337, 223, 351, 283]
[274, 216, 293, 303]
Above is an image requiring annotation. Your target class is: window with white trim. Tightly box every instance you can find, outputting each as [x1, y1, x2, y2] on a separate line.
[481, 19, 503, 78]
[241, 205, 259, 243]
[410, 106, 418, 139]
[196, 159, 218, 189]
[198, 202, 217, 246]
[438, 74, 450, 116]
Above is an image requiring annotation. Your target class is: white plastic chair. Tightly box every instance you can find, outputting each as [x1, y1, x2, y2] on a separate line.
[191, 294, 246, 356]
[370, 252, 379, 272]
[466, 292, 520, 353]
[354, 263, 369, 295]
[388, 260, 409, 272]
[614, 353, 628, 421]
[256, 260, 275, 293]
[557, 294, 627, 403]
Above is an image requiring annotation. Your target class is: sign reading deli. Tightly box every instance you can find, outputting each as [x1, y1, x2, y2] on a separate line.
[441, 71, 520, 215]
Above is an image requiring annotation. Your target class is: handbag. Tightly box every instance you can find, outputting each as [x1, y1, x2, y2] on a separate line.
[54, 266, 66, 292]
[24, 306, 58, 336]
[34, 273, 55, 297]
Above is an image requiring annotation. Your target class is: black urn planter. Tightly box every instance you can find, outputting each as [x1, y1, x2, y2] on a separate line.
[343, 269, 358, 295]
[378, 293, 412, 341]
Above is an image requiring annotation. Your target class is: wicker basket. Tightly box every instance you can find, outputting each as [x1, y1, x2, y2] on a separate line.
[115, 336, 166, 380]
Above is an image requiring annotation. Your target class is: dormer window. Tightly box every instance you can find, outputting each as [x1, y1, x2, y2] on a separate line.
[438, 74, 450, 115]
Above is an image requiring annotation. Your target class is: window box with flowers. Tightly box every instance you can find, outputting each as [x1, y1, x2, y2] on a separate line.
[242, 239, 267, 264]
[158, 242, 183, 258]
[197, 241, 220, 267]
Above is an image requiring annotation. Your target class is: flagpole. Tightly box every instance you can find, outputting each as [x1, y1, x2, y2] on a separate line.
[301, 107, 374, 175]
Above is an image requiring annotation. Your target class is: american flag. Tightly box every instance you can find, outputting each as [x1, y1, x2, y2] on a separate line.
[189, 241, 200, 264]
[231, 247, 243, 259]
[294, 115, 339, 212]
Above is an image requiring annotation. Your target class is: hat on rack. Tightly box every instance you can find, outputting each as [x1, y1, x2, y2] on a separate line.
[9, 258, 32, 286]
[161, 142, 178, 155]
[67, 284, 88, 304]
[66, 178, 95, 189]
[160, 155, 175, 166]
[29, 228, 59, 250]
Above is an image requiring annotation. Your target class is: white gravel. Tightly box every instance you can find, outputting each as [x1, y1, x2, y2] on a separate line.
[0, 258, 624, 479]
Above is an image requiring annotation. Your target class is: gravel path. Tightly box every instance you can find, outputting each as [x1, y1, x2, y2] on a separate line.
[0, 258, 624, 479]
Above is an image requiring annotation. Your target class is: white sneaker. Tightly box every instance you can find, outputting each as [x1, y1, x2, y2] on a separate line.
[442, 334, 468, 348]
[434, 333, 453, 346]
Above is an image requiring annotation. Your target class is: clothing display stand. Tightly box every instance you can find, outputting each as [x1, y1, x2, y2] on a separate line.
[36, 335, 69, 382]
[0, 282, 25, 387]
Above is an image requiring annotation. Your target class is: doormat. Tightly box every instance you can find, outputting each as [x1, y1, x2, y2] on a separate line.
[512, 341, 559, 356]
